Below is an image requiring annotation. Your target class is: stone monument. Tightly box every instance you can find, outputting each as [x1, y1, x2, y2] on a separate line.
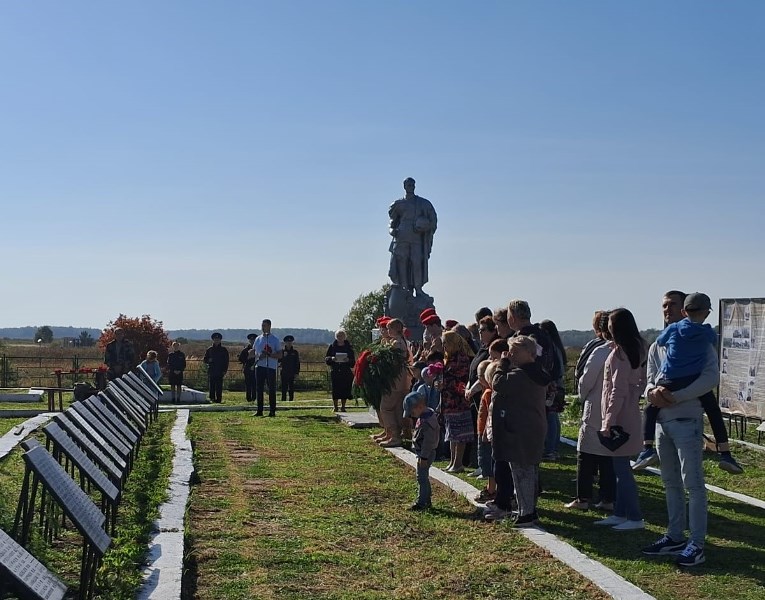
[385, 177, 437, 340]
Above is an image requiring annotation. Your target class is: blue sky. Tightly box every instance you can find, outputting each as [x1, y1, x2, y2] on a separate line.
[1, 1, 763, 333]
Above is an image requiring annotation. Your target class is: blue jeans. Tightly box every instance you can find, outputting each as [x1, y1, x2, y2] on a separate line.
[477, 437, 494, 478]
[612, 456, 642, 521]
[544, 412, 560, 455]
[416, 452, 435, 506]
[655, 416, 707, 547]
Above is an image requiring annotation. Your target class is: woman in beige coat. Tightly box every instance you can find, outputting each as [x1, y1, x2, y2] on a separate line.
[567, 311, 616, 511]
[594, 308, 647, 531]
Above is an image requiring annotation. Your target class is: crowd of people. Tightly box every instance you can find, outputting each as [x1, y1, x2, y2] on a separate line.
[104, 290, 738, 568]
[372, 291, 738, 568]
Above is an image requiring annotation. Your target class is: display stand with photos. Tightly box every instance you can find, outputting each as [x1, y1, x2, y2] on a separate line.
[718, 298, 765, 424]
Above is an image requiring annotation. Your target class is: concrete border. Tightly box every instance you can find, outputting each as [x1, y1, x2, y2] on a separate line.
[0, 413, 54, 460]
[136, 409, 194, 600]
[383, 445, 654, 600]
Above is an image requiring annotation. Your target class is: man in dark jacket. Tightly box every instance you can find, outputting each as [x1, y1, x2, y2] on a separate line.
[279, 335, 300, 402]
[204, 332, 229, 403]
[238, 333, 258, 402]
[506, 300, 561, 386]
[104, 327, 136, 381]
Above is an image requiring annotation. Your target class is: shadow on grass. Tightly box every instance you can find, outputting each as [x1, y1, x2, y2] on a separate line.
[428, 506, 484, 521]
[538, 444, 765, 590]
[289, 414, 341, 424]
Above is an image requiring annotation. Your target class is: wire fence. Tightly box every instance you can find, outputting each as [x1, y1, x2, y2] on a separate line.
[0, 355, 333, 393]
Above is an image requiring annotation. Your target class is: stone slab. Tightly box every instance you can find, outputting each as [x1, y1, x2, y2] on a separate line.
[136, 409, 193, 600]
[337, 409, 380, 429]
[160, 387, 208, 404]
[158, 403, 338, 414]
[0, 392, 43, 403]
[0, 414, 54, 460]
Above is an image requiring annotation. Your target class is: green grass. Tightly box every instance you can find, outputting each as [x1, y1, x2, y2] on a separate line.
[0, 413, 174, 599]
[185, 410, 608, 600]
[182, 408, 765, 599]
[428, 418, 765, 600]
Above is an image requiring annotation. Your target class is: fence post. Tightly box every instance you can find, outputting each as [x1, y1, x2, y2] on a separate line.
[1, 354, 6, 388]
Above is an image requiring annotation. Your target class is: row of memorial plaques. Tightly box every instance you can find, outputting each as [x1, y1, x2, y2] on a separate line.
[2, 370, 158, 600]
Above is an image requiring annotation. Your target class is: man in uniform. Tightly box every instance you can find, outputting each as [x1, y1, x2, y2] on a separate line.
[279, 335, 300, 402]
[203, 332, 229, 403]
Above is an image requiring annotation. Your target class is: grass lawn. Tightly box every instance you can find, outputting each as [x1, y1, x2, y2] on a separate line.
[0, 417, 29, 436]
[186, 409, 765, 600]
[185, 410, 609, 600]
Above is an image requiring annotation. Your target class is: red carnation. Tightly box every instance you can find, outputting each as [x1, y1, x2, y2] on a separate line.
[354, 349, 372, 385]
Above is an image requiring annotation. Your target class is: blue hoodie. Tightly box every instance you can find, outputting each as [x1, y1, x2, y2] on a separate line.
[656, 318, 717, 379]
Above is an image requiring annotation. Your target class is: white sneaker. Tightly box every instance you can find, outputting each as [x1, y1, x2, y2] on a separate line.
[612, 519, 645, 531]
[594, 515, 627, 526]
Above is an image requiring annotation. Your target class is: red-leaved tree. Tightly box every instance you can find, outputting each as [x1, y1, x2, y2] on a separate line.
[98, 314, 172, 370]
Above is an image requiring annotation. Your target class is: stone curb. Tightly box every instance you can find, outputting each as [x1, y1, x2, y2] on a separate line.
[370, 428, 654, 600]
[136, 409, 194, 600]
[0, 413, 55, 460]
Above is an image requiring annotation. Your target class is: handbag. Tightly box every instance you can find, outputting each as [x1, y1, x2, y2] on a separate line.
[597, 426, 630, 452]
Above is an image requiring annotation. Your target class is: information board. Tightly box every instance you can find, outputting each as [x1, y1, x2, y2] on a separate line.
[719, 298, 765, 419]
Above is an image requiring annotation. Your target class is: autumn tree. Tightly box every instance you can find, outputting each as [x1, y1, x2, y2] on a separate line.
[98, 314, 171, 369]
[340, 284, 390, 352]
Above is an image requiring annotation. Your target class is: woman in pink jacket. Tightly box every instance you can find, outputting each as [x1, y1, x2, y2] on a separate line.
[594, 308, 647, 531]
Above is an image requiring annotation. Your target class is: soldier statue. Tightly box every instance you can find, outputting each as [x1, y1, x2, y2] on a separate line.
[388, 177, 437, 298]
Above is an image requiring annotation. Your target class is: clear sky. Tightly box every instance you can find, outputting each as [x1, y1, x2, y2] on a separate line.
[1, 1, 763, 333]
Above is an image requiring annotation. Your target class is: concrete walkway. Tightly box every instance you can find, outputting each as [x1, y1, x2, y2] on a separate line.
[136, 409, 194, 600]
[0, 413, 54, 460]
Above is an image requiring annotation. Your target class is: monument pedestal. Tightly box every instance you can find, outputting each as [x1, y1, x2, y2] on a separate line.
[384, 285, 434, 342]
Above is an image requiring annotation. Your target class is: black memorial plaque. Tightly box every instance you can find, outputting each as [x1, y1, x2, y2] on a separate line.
[117, 375, 153, 408]
[52, 414, 125, 483]
[134, 366, 163, 398]
[43, 423, 120, 504]
[69, 404, 131, 460]
[59, 410, 129, 469]
[102, 387, 146, 432]
[121, 374, 158, 420]
[110, 379, 151, 415]
[83, 398, 138, 447]
[71, 402, 133, 451]
[0, 528, 67, 600]
[21, 446, 110, 554]
[124, 372, 159, 408]
[91, 394, 142, 440]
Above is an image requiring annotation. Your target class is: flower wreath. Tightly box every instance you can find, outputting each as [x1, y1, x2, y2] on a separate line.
[352, 341, 408, 410]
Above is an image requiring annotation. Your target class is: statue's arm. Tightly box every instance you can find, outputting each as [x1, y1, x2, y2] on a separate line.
[389, 201, 400, 236]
